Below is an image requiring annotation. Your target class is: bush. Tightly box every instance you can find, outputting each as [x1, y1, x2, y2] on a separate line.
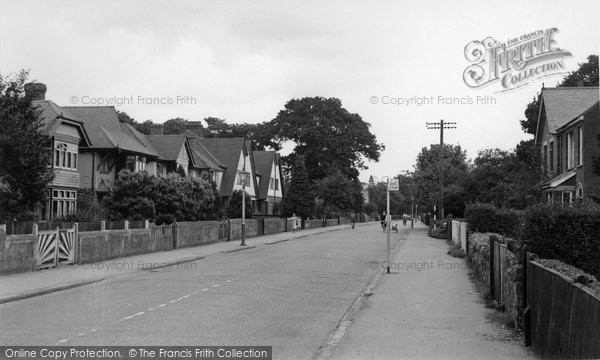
[520, 203, 600, 279]
[465, 203, 522, 238]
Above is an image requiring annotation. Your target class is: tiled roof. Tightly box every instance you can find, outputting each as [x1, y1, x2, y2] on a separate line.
[253, 151, 276, 200]
[198, 138, 246, 197]
[183, 132, 224, 171]
[538, 87, 599, 136]
[32, 100, 90, 145]
[145, 135, 187, 161]
[64, 106, 157, 157]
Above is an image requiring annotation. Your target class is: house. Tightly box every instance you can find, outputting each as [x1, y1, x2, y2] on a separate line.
[183, 131, 225, 189]
[253, 151, 284, 215]
[24, 83, 92, 220]
[534, 86, 600, 204]
[198, 138, 259, 211]
[64, 106, 159, 199]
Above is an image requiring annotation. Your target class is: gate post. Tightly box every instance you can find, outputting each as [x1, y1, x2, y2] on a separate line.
[522, 246, 532, 347]
[74, 222, 80, 264]
[53, 227, 60, 267]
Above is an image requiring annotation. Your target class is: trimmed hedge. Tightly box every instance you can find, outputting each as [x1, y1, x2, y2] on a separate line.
[464, 203, 522, 239]
[520, 203, 600, 279]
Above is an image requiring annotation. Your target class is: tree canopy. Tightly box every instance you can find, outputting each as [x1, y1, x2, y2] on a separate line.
[270, 97, 384, 182]
[0, 70, 54, 220]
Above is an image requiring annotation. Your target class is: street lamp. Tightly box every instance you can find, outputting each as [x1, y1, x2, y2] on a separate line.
[238, 168, 250, 246]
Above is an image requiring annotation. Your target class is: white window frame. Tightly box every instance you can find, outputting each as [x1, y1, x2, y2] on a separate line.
[52, 189, 77, 218]
[578, 126, 583, 166]
[54, 142, 78, 171]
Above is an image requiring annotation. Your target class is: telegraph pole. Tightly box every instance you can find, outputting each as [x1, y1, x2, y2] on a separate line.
[426, 120, 456, 221]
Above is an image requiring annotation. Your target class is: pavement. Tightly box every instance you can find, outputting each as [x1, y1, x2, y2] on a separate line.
[0, 222, 358, 305]
[324, 221, 538, 360]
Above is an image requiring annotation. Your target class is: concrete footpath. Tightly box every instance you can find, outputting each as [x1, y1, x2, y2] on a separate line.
[0, 223, 356, 304]
[326, 222, 537, 360]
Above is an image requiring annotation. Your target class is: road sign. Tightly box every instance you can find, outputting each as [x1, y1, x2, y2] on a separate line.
[388, 179, 399, 191]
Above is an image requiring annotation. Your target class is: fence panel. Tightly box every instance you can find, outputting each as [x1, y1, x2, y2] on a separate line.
[527, 261, 600, 359]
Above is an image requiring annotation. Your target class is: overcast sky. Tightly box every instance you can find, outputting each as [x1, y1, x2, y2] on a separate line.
[1, 0, 598, 182]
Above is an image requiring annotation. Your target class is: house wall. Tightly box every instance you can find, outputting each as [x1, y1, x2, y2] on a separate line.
[232, 149, 256, 197]
[176, 146, 190, 174]
[584, 104, 600, 200]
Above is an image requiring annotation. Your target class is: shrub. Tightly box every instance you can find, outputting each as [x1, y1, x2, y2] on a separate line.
[465, 202, 521, 238]
[520, 203, 600, 279]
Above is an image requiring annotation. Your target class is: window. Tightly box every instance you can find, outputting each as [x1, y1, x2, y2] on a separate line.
[275, 178, 279, 190]
[562, 191, 572, 204]
[549, 141, 554, 172]
[543, 144, 547, 171]
[557, 136, 562, 172]
[567, 132, 574, 169]
[54, 142, 78, 170]
[578, 126, 583, 166]
[269, 177, 275, 190]
[125, 155, 146, 172]
[51, 190, 77, 219]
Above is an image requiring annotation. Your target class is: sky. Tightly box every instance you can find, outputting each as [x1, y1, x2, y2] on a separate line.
[1, 0, 599, 182]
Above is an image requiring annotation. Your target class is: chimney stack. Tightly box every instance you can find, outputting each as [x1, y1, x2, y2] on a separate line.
[24, 82, 47, 101]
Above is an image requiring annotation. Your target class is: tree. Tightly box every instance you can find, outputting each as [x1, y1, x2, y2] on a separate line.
[520, 55, 599, 135]
[227, 190, 252, 219]
[0, 71, 54, 220]
[164, 117, 188, 135]
[413, 144, 469, 217]
[282, 156, 313, 219]
[102, 170, 156, 220]
[314, 170, 355, 217]
[204, 117, 280, 151]
[270, 97, 384, 182]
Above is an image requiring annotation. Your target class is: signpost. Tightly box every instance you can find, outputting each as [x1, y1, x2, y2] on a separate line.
[386, 178, 399, 274]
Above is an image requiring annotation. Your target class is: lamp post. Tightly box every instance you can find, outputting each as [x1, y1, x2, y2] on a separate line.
[239, 168, 249, 246]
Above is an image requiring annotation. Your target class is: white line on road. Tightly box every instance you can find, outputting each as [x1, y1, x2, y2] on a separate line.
[57, 339, 69, 344]
[90, 328, 99, 332]
[148, 307, 155, 311]
[213, 284, 219, 287]
[78, 333, 87, 336]
[202, 288, 208, 291]
[169, 300, 177, 303]
[158, 303, 166, 307]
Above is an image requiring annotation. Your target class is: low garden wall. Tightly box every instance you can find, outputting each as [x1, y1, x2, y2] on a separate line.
[176, 221, 220, 248]
[0, 230, 36, 274]
[229, 219, 258, 241]
[264, 218, 286, 235]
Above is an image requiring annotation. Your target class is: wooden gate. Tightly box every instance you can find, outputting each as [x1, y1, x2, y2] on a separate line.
[36, 225, 77, 269]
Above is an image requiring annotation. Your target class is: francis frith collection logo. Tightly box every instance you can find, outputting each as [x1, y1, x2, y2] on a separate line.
[463, 28, 572, 92]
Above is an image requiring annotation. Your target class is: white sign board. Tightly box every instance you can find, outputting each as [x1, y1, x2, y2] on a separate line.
[388, 179, 399, 191]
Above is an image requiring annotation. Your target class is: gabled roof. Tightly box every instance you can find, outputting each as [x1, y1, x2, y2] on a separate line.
[183, 132, 224, 171]
[32, 100, 91, 146]
[253, 151, 277, 200]
[198, 138, 248, 197]
[145, 135, 188, 162]
[535, 87, 599, 141]
[64, 106, 157, 157]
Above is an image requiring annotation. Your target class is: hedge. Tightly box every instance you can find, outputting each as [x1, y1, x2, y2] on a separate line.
[520, 203, 600, 279]
[464, 203, 522, 239]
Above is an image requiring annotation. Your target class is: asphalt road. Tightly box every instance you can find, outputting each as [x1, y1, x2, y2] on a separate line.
[0, 223, 406, 360]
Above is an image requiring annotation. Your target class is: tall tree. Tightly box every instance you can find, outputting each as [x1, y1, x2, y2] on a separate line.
[164, 117, 188, 135]
[270, 97, 384, 182]
[0, 71, 54, 220]
[413, 144, 469, 217]
[520, 55, 599, 135]
[204, 117, 280, 151]
[282, 156, 313, 219]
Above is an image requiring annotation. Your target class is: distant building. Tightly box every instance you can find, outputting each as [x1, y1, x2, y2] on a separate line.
[534, 86, 600, 203]
[254, 151, 284, 215]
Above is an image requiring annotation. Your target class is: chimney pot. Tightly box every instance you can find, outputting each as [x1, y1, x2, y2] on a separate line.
[24, 82, 47, 101]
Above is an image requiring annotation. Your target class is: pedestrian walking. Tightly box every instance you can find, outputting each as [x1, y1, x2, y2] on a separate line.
[292, 213, 299, 232]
